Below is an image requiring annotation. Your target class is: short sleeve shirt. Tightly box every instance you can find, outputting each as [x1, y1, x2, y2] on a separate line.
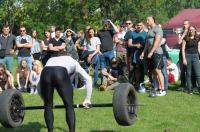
[97, 29, 114, 52]
[83, 37, 101, 52]
[16, 35, 32, 57]
[49, 37, 66, 57]
[147, 25, 163, 54]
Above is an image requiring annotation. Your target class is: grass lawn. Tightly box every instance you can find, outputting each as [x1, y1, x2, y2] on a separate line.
[1, 57, 200, 131]
[0, 86, 200, 132]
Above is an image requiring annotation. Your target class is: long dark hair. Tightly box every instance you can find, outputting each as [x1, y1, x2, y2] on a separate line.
[184, 26, 199, 42]
[86, 27, 95, 45]
[0, 63, 8, 81]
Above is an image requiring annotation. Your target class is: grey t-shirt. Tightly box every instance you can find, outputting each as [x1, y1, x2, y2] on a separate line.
[147, 25, 163, 54]
[0, 34, 16, 55]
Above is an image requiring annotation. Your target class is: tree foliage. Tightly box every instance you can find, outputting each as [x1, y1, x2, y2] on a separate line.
[0, 0, 199, 39]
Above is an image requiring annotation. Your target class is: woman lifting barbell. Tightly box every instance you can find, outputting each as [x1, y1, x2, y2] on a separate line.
[40, 55, 92, 132]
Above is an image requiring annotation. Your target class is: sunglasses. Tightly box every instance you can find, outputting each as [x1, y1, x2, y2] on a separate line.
[126, 23, 132, 25]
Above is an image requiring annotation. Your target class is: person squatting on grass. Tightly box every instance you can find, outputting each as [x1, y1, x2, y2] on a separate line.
[16, 59, 30, 92]
[182, 26, 200, 94]
[0, 63, 14, 91]
[39, 55, 92, 132]
[29, 60, 43, 94]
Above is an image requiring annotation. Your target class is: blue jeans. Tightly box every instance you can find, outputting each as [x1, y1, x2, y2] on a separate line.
[100, 50, 115, 68]
[91, 54, 99, 85]
[162, 56, 168, 91]
[18, 56, 32, 70]
[0, 56, 13, 73]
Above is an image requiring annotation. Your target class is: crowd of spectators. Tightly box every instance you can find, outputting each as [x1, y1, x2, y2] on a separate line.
[0, 16, 199, 97]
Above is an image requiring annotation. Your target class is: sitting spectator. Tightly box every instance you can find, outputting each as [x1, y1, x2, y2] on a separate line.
[99, 57, 125, 91]
[16, 59, 30, 92]
[29, 60, 42, 94]
[82, 27, 100, 86]
[167, 58, 179, 83]
[0, 63, 14, 91]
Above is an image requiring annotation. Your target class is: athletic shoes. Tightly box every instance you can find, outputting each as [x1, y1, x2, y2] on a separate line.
[149, 89, 156, 97]
[156, 90, 166, 96]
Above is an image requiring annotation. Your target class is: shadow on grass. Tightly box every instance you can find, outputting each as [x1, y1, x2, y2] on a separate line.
[0, 122, 45, 132]
[91, 130, 118, 132]
[0, 122, 68, 132]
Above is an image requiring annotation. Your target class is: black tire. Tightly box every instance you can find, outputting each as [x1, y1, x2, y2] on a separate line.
[0, 89, 25, 128]
[113, 83, 137, 126]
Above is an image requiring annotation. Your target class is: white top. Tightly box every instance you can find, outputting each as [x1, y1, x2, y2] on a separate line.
[45, 55, 92, 101]
[83, 37, 101, 51]
[30, 70, 40, 85]
[167, 63, 179, 82]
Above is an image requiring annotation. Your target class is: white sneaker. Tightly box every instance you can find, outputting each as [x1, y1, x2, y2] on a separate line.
[156, 90, 166, 96]
[30, 89, 34, 95]
[34, 90, 38, 94]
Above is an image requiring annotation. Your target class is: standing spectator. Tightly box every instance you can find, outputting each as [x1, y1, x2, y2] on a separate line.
[16, 26, 33, 70]
[0, 63, 14, 91]
[182, 26, 200, 94]
[97, 19, 119, 84]
[177, 19, 190, 91]
[41, 29, 51, 66]
[0, 25, 16, 73]
[124, 20, 134, 74]
[30, 29, 41, 60]
[83, 27, 101, 86]
[140, 16, 165, 96]
[75, 30, 85, 59]
[48, 26, 66, 57]
[62, 28, 79, 60]
[128, 21, 147, 90]
[160, 38, 169, 91]
[16, 59, 30, 92]
[113, 24, 126, 59]
[29, 60, 43, 94]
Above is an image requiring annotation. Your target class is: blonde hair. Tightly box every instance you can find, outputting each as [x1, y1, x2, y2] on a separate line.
[33, 60, 43, 74]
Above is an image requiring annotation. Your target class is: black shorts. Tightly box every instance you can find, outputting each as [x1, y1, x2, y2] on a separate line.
[147, 53, 164, 71]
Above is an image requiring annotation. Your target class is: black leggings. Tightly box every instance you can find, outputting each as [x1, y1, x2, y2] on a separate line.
[40, 66, 75, 132]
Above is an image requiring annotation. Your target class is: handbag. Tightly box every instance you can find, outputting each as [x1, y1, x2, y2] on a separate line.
[0, 36, 9, 58]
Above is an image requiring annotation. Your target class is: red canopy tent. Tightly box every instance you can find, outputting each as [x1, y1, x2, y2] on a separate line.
[163, 9, 200, 48]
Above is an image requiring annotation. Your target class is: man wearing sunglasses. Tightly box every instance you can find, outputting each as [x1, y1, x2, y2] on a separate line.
[124, 20, 134, 76]
[16, 26, 33, 70]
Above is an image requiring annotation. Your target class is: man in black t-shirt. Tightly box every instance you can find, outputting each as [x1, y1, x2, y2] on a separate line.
[97, 19, 119, 85]
[16, 26, 33, 70]
[48, 27, 66, 57]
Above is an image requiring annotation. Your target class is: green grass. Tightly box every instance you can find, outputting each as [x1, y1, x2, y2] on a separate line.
[0, 88, 200, 132]
[1, 57, 200, 131]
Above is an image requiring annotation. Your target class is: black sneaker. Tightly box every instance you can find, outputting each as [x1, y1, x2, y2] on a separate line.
[176, 87, 184, 91]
